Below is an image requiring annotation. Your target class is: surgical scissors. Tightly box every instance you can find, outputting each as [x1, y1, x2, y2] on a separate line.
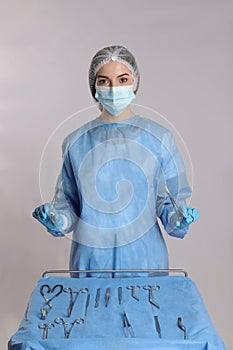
[38, 323, 54, 339]
[143, 284, 160, 309]
[165, 185, 184, 222]
[54, 317, 84, 339]
[123, 312, 135, 337]
[64, 287, 89, 317]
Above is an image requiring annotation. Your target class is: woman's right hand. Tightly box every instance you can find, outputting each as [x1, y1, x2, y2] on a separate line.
[32, 203, 65, 237]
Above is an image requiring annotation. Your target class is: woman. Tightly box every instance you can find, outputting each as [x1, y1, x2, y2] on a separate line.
[33, 45, 199, 276]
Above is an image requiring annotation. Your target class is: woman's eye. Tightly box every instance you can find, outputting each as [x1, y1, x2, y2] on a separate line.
[119, 77, 128, 84]
[97, 79, 109, 85]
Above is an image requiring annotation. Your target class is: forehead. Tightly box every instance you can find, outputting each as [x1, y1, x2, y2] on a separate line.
[96, 60, 132, 77]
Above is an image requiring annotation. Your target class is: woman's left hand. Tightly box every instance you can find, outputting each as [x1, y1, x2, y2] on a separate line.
[171, 206, 200, 229]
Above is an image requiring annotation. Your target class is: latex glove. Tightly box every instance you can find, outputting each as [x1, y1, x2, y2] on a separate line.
[32, 203, 65, 237]
[170, 205, 200, 229]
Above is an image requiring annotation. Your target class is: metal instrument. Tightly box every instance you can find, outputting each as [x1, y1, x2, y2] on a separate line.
[40, 284, 63, 307]
[95, 288, 101, 308]
[123, 312, 135, 337]
[105, 287, 111, 307]
[178, 317, 187, 339]
[154, 315, 162, 338]
[165, 185, 184, 222]
[40, 284, 63, 319]
[118, 287, 123, 304]
[38, 323, 54, 339]
[143, 284, 160, 309]
[85, 294, 90, 317]
[64, 287, 89, 317]
[54, 317, 84, 339]
[24, 303, 29, 321]
[127, 285, 140, 301]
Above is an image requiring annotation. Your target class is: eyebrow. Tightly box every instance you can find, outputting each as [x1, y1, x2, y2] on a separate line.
[96, 73, 130, 79]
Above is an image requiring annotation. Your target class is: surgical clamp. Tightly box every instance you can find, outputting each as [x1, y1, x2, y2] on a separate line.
[38, 323, 54, 339]
[127, 285, 140, 301]
[40, 284, 63, 319]
[64, 287, 89, 317]
[40, 284, 63, 308]
[178, 317, 187, 339]
[123, 312, 135, 337]
[54, 317, 84, 339]
[143, 284, 160, 309]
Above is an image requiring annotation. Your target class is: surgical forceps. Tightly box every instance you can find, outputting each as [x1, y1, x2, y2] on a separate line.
[143, 284, 160, 309]
[40, 284, 63, 319]
[54, 317, 84, 339]
[64, 287, 89, 317]
[165, 185, 184, 222]
[127, 285, 140, 301]
[38, 323, 54, 339]
[123, 312, 135, 337]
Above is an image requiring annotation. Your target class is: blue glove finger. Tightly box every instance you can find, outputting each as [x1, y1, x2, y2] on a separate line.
[33, 204, 54, 225]
[190, 208, 200, 221]
[186, 207, 200, 223]
[34, 205, 48, 220]
[33, 206, 46, 221]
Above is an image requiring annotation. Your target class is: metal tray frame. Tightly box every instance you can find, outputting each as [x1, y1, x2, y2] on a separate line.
[42, 268, 188, 277]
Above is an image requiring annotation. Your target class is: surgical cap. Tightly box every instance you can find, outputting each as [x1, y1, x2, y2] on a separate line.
[89, 45, 140, 101]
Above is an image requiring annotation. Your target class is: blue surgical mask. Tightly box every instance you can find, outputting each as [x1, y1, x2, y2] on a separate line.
[95, 85, 136, 116]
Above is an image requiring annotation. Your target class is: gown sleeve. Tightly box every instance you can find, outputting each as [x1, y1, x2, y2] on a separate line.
[51, 138, 80, 234]
[156, 130, 192, 238]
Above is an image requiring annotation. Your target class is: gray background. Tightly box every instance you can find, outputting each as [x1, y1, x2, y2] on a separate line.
[1, 0, 232, 349]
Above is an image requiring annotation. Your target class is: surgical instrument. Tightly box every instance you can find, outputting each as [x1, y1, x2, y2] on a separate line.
[143, 284, 160, 309]
[118, 287, 123, 304]
[123, 312, 135, 337]
[95, 288, 101, 308]
[178, 317, 187, 339]
[40, 284, 63, 308]
[40, 284, 63, 319]
[64, 287, 89, 317]
[24, 303, 29, 321]
[127, 285, 140, 301]
[38, 323, 54, 340]
[49, 180, 64, 224]
[85, 294, 90, 317]
[154, 316, 162, 338]
[105, 287, 111, 307]
[54, 317, 84, 339]
[165, 185, 184, 222]
[40, 305, 50, 320]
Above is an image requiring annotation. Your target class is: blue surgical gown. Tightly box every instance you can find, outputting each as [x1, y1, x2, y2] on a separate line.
[52, 115, 192, 276]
